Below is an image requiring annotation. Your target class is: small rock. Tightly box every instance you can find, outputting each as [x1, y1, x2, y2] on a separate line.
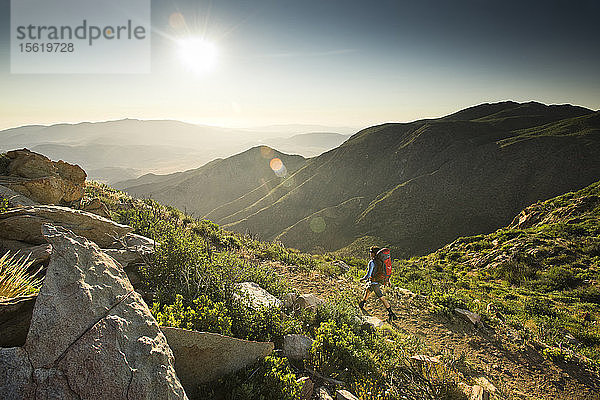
[455, 308, 482, 326]
[358, 315, 385, 329]
[332, 260, 350, 272]
[282, 292, 298, 309]
[317, 386, 334, 400]
[336, 389, 360, 400]
[284, 334, 314, 360]
[81, 197, 111, 218]
[297, 376, 314, 400]
[410, 354, 441, 364]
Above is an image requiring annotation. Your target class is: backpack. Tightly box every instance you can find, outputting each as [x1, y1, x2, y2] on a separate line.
[375, 248, 392, 283]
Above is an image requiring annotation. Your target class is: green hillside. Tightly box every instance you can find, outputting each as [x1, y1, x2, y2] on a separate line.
[220, 102, 599, 255]
[392, 179, 600, 364]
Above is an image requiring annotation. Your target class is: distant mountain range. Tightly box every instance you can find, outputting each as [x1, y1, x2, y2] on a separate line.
[0, 120, 349, 183]
[118, 101, 600, 256]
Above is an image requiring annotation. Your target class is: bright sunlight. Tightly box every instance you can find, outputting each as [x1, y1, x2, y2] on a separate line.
[176, 38, 218, 75]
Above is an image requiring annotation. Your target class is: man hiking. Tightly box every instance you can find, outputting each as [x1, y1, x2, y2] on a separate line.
[359, 246, 398, 321]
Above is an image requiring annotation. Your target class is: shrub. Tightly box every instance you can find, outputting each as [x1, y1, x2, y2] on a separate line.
[0, 252, 42, 298]
[309, 321, 377, 382]
[196, 355, 301, 400]
[229, 300, 300, 345]
[151, 294, 232, 335]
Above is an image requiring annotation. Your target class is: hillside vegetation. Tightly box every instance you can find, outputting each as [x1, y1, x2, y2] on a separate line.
[83, 177, 600, 399]
[84, 181, 465, 400]
[391, 180, 600, 366]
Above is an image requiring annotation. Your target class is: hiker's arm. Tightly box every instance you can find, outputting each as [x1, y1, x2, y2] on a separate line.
[360, 260, 374, 281]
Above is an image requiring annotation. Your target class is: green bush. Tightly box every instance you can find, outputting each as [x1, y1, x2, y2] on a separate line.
[196, 355, 301, 400]
[229, 300, 300, 344]
[309, 321, 377, 382]
[151, 294, 232, 335]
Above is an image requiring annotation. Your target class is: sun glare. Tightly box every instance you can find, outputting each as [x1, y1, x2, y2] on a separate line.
[177, 38, 218, 74]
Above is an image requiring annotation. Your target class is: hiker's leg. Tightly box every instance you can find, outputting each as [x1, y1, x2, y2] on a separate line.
[362, 285, 373, 302]
[379, 296, 390, 309]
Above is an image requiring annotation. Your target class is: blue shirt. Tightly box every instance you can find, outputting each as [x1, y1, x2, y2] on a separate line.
[361, 260, 376, 281]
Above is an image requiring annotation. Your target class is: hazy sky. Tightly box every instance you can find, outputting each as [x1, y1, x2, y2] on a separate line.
[0, 0, 599, 130]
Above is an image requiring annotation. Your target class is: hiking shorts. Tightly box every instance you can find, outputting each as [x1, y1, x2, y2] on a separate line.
[366, 282, 384, 298]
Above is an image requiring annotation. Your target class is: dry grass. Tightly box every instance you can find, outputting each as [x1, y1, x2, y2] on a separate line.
[0, 251, 42, 298]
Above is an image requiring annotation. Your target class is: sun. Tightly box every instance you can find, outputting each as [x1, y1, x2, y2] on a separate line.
[176, 38, 218, 74]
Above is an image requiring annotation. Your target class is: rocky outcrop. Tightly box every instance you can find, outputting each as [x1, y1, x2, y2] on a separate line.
[0, 224, 187, 399]
[0, 205, 132, 247]
[0, 295, 36, 347]
[1, 149, 86, 205]
[234, 281, 283, 309]
[162, 326, 274, 398]
[0, 184, 38, 207]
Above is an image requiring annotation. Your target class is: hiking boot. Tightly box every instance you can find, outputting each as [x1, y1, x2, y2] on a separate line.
[359, 300, 366, 313]
[387, 309, 398, 321]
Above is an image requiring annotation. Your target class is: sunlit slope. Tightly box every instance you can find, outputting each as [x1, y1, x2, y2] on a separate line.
[221, 102, 599, 255]
[119, 146, 306, 218]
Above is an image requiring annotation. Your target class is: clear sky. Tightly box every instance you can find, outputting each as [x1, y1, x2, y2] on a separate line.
[0, 0, 599, 131]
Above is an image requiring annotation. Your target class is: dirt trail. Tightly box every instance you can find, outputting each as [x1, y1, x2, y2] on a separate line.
[271, 263, 600, 400]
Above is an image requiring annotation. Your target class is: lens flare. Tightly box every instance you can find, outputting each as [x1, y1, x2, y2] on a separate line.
[270, 158, 288, 177]
[270, 158, 283, 171]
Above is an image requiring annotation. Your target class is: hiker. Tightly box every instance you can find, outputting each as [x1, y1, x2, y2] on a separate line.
[359, 246, 397, 320]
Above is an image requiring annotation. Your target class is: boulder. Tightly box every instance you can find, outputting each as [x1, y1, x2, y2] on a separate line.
[0, 184, 38, 207]
[234, 281, 283, 309]
[336, 389, 360, 400]
[1, 224, 187, 399]
[0, 347, 35, 399]
[0, 294, 36, 347]
[297, 376, 314, 400]
[0, 205, 132, 247]
[2, 149, 86, 204]
[6, 149, 57, 179]
[161, 326, 274, 398]
[296, 293, 325, 311]
[284, 334, 314, 360]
